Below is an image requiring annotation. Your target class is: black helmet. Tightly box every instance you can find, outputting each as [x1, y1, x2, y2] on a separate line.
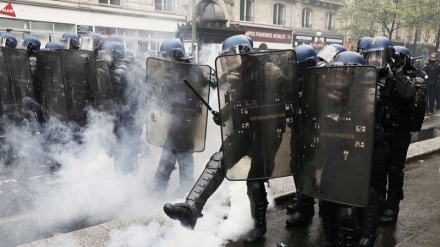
[428, 53, 438, 62]
[0, 33, 17, 48]
[363, 36, 393, 69]
[44, 41, 65, 50]
[60, 33, 80, 49]
[331, 51, 366, 66]
[80, 32, 104, 52]
[317, 44, 346, 64]
[17, 35, 41, 53]
[98, 41, 124, 65]
[221, 35, 253, 55]
[159, 38, 186, 61]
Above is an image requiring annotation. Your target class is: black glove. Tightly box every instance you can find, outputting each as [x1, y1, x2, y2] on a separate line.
[390, 53, 406, 74]
[212, 111, 224, 126]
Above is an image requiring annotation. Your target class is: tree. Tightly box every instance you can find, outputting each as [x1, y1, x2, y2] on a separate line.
[338, 0, 440, 53]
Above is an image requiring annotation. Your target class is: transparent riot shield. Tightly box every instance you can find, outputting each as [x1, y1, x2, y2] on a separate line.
[3, 48, 35, 113]
[84, 60, 114, 112]
[298, 66, 377, 207]
[0, 47, 14, 113]
[35, 51, 70, 121]
[215, 50, 297, 181]
[58, 50, 94, 125]
[145, 58, 211, 152]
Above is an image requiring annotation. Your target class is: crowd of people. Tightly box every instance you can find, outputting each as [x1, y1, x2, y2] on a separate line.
[162, 34, 433, 247]
[0, 30, 438, 246]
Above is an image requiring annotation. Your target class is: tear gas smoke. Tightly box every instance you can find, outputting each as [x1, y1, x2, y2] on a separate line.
[0, 43, 275, 247]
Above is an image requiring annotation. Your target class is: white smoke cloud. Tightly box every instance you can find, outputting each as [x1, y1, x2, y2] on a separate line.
[0, 43, 278, 247]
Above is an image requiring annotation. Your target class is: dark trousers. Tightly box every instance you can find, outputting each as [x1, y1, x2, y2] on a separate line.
[426, 81, 439, 112]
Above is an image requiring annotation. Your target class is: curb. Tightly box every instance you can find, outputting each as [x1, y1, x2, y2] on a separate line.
[273, 131, 440, 205]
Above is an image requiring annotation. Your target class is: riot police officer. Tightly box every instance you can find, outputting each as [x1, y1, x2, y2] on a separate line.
[97, 40, 141, 173]
[107, 34, 124, 47]
[285, 44, 317, 227]
[422, 53, 440, 113]
[60, 32, 80, 50]
[310, 51, 371, 247]
[16, 35, 41, 104]
[317, 43, 346, 66]
[356, 37, 373, 56]
[152, 38, 198, 194]
[44, 41, 65, 50]
[376, 46, 426, 227]
[80, 32, 105, 61]
[357, 37, 416, 246]
[163, 35, 288, 243]
[0, 33, 17, 48]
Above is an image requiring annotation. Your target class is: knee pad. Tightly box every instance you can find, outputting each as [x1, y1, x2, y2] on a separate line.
[247, 181, 267, 202]
[388, 165, 404, 179]
[206, 151, 223, 170]
[337, 206, 357, 225]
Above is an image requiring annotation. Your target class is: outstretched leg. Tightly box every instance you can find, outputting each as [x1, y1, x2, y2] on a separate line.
[163, 151, 224, 229]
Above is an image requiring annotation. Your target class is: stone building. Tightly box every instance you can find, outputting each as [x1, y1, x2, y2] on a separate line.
[0, 0, 346, 59]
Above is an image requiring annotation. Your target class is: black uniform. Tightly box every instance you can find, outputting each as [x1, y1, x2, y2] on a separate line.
[422, 61, 440, 112]
[163, 55, 286, 243]
[358, 69, 416, 246]
[111, 56, 143, 174]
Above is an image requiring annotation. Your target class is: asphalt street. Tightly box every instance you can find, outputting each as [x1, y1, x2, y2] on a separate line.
[226, 150, 440, 247]
[3, 112, 440, 247]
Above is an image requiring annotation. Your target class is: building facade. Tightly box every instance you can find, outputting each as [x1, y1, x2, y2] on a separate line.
[0, 0, 346, 57]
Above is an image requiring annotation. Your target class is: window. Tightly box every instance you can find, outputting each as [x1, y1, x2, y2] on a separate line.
[240, 0, 253, 22]
[326, 12, 334, 31]
[155, 0, 173, 12]
[273, 4, 285, 26]
[302, 8, 312, 28]
[99, 0, 120, 6]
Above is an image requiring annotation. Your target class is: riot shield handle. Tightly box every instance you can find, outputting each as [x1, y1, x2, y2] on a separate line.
[183, 79, 224, 126]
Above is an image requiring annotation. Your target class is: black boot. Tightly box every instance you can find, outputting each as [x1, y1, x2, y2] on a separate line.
[358, 188, 379, 247]
[285, 193, 299, 213]
[379, 167, 403, 225]
[286, 194, 315, 227]
[244, 181, 268, 243]
[286, 200, 299, 214]
[320, 200, 337, 245]
[379, 207, 399, 225]
[244, 200, 268, 243]
[163, 202, 201, 229]
[163, 152, 224, 229]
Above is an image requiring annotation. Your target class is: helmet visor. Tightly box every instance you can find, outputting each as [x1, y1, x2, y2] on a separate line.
[17, 40, 30, 50]
[60, 38, 75, 49]
[364, 50, 388, 69]
[317, 45, 340, 64]
[0, 37, 7, 48]
[80, 37, 95, 51]
[161, 48, 185, 61]
[221, 44, 252, 55]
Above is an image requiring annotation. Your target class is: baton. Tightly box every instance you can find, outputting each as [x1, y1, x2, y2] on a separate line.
[183, 79, 223, 126]
[183, 79, 214, 112]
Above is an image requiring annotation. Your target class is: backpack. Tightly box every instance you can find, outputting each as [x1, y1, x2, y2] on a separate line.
[408, 77, 426, 132]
